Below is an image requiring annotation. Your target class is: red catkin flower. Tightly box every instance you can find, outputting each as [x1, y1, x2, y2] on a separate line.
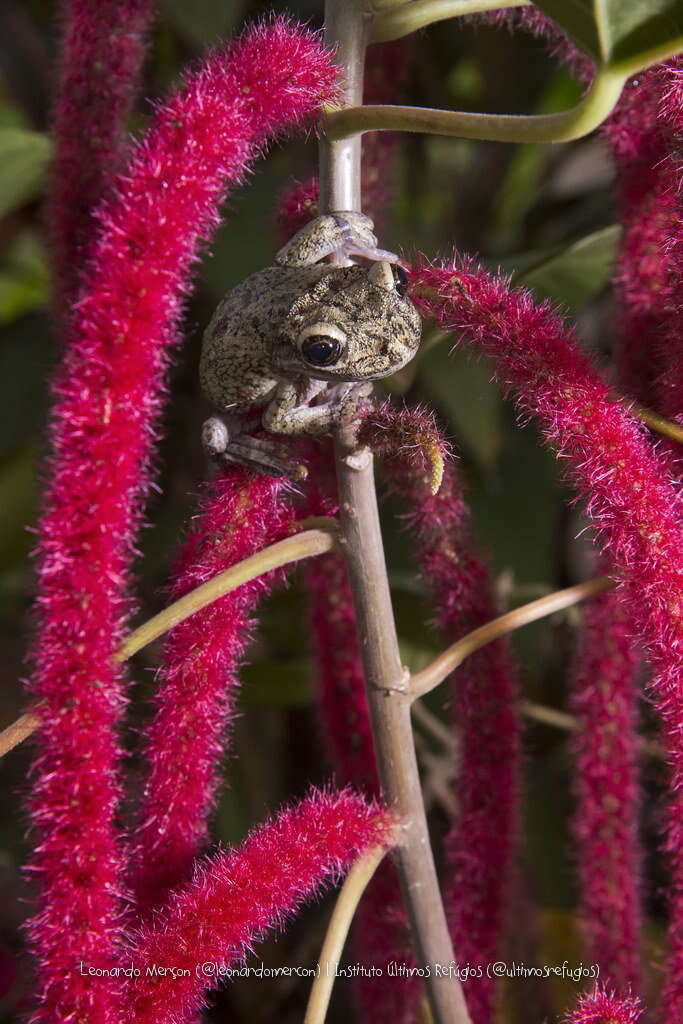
[408, 257, 683, 1017]
[49, 0, 154, 318]
[649, 61, 683, 427]
[27, 21, 337, 1023]
[125, 789, 396, 1023]
[570, 584, 642, 992]
[362, 404, 520, 1024]
[562, 986, 642, 1024]
[603, 62, 683, 413]
[131, 468, 294, 910]
[307, 550, 377, 792]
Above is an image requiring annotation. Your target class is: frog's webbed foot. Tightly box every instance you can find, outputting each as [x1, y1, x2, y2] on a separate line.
[275, 212, 398, 268]
[202, 415, 308, 482]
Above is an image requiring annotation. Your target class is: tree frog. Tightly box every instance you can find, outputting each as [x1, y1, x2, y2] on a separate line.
[200, 212, 421, 477]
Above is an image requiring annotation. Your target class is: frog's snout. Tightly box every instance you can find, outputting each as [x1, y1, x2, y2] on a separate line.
[296, 323, 347, 369]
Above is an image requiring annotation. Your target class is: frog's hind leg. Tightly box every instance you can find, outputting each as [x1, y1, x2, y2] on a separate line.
[201, 415, 307, 482]
[220, 437, 308, 482]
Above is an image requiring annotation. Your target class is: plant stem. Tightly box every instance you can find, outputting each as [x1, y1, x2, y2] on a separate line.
[325, 68, 624, 144]
[321, 4, 471, 1021]
[0, 563, 614, 764]
[118, 525, 337, 660]
[304, 843, 389, 1024]
[0, 711, 39, 758]
[370, 0, 529, 44]
[411, 576, 612, 699]
[0, 525, 337, 758]
[633, 404, 683, 445]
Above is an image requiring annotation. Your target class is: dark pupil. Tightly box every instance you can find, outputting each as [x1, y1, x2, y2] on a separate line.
[301, 335, 342, 367]
[392, 264, 409, 297]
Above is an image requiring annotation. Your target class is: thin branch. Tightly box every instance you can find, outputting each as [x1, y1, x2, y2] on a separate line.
[304, 843, 389, 1024]
[321, 4, 470, 1021]
[118, 524, 337, 660]
[0, 524, 338, 759]
[521, 699, 578, 734]
[370, 0, 529, 43]
[0, 711, 40, 758]
[324, 68, 624, 144]
[411, 698, 455, 748]
[521, 700, 664, 759]
[411, 576, 613, 699]
[633, 404, 683, 446]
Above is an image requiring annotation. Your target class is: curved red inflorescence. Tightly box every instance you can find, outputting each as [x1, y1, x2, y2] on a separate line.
[27, 20, 338, 1023]
[49, 0, 154, 319]
[125, 789, 396, 1023]
[130, 468, 294, 911]
[409, 257, 683, 1017]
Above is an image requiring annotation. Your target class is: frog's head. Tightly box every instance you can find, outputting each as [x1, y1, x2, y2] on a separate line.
[275, 262, 421, 382]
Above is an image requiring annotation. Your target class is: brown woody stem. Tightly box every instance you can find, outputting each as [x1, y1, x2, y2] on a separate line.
[411, 576, 613, 699]
[321, 4, 471, 1021]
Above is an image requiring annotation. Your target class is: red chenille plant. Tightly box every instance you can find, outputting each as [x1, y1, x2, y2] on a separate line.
[4, 3, 683, 1024]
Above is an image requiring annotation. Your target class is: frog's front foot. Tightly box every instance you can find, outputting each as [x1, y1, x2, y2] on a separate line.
[202, 415, 308, 482]
[333, 212, 398, 264]
[275, 212, 398, 268]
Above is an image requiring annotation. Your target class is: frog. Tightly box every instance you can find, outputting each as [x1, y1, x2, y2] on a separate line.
[199, 211, 422, 478]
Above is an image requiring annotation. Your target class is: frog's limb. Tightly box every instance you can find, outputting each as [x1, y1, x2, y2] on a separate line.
[263, 379, 372, 437]
[201, 414, 307, 480]
[201, 415, 230, 456]
[220, 438, 308, 481]
[275, 212, 397, 268]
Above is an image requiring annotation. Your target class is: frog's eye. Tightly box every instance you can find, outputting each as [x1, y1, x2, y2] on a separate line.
[301, 335, 342, 367]
[392, 264, 409, 297]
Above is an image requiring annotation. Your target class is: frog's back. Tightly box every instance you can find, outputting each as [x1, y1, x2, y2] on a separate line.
[200, 265, 326, 410]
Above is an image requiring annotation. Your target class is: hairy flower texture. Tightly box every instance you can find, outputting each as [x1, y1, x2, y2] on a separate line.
[651, 62, 683, 426]
[362, 403, 520, 1024]
[277, 39, 412, 241]
[27, 21, 337, 1024]
[307, 551, 377, 792]
[408, 258, 683, 1015]
[562, 986, 642, 1024]
[125, 789, 396, 1023]
[570, 584, 642, 992]
[131, 468, 293, 911]
[277, 175, 320, 244]
[603, 63, 683, 410]
[473, 6, 591, 83]
[49, 0, 153, 318]
[488, 14, 681, 411]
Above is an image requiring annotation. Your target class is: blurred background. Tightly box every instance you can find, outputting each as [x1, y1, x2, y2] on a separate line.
[0, 1, 664, 1020]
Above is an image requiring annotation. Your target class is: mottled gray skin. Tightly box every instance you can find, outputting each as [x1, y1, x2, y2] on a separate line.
[199, 213, 422, 475]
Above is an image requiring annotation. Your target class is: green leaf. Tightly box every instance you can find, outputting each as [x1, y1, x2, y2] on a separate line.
[418, 344, 504, 472]
[160, 0, 247, 47]
[0, 129, 51, 220]
[493, 74, 583, 251]
[512, 224, 621, 311]
[240, 660, 313, 707]
[0, 231, 50, 324]
[533, 0, 683, 69]
[0, 446, 39, 569]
